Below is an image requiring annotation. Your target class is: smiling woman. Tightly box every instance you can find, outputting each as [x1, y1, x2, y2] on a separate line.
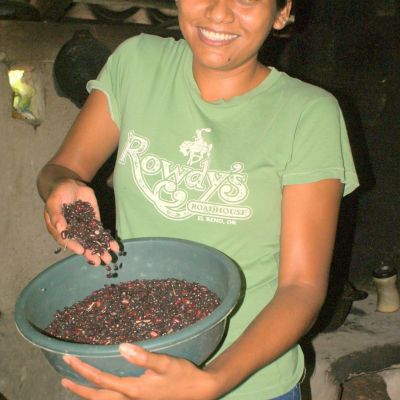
[177, 0, 291, 99]
[36, 0, 359, 399]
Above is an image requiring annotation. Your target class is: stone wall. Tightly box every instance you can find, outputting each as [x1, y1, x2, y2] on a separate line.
[0, 20, 149, 400]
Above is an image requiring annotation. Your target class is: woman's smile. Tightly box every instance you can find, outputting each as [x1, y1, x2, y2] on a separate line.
[178, 0, 289, 72]
[198, 27, 239, 45]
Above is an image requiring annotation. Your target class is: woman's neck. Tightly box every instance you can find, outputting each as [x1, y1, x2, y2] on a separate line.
[192, 61, 269, 102]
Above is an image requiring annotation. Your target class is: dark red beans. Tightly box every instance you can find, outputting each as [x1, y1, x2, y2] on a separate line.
[60, 200, 123, 278]
[61, 200, 114, 257]
[45, 278, 221, 345]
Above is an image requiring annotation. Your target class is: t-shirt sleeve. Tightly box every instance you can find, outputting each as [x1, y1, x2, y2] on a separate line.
[86, 36, 141, 128]
[86, 52, 121, 128]
[282, 95, 359, 196]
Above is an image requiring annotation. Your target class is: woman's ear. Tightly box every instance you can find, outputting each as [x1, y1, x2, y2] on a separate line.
[273, 0, 293, 31]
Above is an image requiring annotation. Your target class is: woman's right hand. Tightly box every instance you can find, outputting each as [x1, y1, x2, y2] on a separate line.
[38, 90, 121, 265]
[44, 178, 119, 266]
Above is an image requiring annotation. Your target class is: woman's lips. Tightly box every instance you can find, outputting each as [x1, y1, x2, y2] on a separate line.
[198, 27, 239, 45]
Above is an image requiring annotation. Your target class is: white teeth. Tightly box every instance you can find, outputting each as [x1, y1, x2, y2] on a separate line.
[199, 28, 238, 41]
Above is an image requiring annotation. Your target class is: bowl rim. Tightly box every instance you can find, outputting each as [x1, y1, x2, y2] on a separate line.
[15, 237, 242, 357]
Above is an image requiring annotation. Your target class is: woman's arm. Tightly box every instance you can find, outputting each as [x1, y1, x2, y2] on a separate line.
[37, 89, 120, 265]
[204, 179, 343, 395]
[37, 89, 120, 200]
[61, 179, 343, 400]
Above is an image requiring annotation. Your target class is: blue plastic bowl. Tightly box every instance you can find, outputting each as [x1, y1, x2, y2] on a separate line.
[15, 237, 242, 384]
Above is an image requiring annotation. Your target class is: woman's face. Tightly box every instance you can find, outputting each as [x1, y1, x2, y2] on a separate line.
[178, 0, 291, 73]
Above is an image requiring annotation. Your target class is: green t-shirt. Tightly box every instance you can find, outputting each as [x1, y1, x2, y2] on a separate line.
[88, 34, 359, 399]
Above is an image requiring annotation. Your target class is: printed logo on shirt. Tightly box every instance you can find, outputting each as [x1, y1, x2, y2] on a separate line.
[118, 130, 253, 223]
[179, 128, 213, 166]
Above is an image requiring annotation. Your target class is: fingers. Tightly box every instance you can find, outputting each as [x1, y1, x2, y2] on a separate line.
[63, 352, 208, 400]
[44, 209, 85, 255]
[119, 344, 172, 375]
[46, 217, 117, 267]
[63, 356, 137, 398]
[99, 250, 112, 266]
[61, 379, 128, 400]
[83, 249, 102, 267]
[44, 206, 65, 239]
[110, 240, 121, 254]
[43, 180, 120, 266]
[84, 244, 118, 267]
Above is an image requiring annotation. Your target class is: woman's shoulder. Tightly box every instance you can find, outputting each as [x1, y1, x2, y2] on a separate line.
[275, 69, 337, 105]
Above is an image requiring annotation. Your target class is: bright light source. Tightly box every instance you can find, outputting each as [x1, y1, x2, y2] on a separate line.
[8, 69, 25, 86]
[8, 68, 39, 124]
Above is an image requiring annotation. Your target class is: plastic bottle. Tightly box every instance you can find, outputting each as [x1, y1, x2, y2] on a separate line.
[372, 265, 400, 312]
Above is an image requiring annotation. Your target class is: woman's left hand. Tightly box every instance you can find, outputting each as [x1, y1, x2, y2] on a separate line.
[61, 343, 219, 400]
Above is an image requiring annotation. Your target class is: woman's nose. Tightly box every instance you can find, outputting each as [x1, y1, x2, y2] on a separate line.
[205, 0, 235, 24]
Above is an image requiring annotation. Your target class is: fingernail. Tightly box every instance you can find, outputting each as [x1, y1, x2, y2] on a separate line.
[63, 355, 71, 365]
[120, 343, 144, 361]
[119, 343, 135, 356]
[61, 378, 72, 389]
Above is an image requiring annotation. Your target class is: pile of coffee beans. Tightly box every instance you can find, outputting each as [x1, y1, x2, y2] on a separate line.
[45, 278, 221, 345]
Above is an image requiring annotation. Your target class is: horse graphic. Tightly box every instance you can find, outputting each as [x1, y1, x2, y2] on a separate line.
[179, 128, 212, 166]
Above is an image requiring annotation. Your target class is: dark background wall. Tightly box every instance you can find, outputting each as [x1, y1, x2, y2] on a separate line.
[0, 1, 399, 398]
